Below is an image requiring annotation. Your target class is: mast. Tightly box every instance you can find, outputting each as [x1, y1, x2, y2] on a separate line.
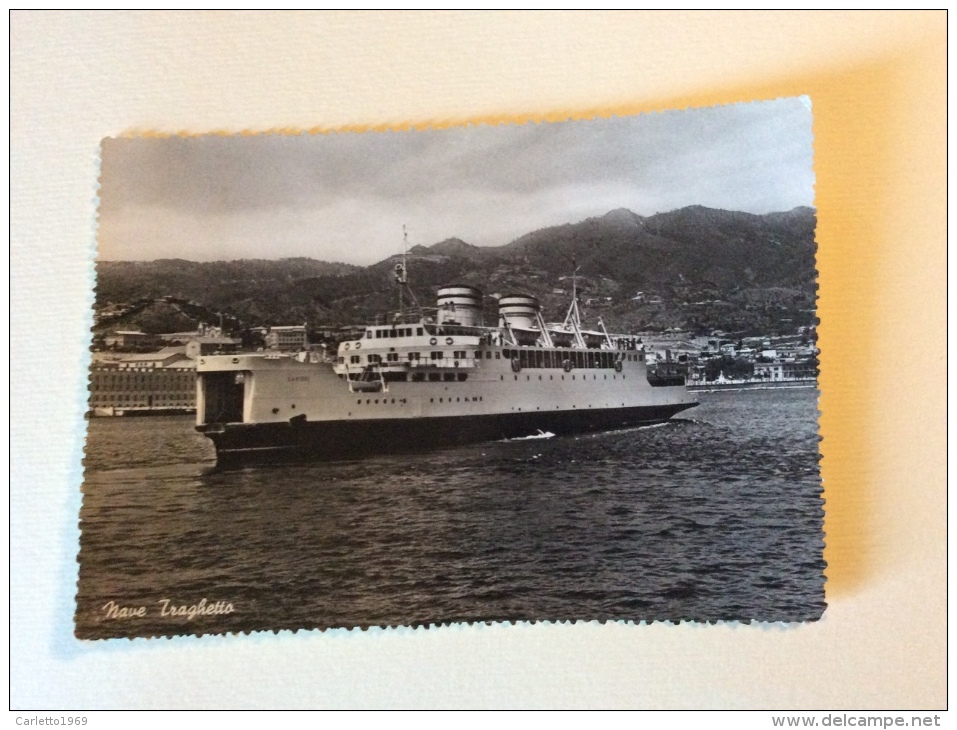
[563, 257, 587, 348]
[394, 225, 409, 319]
[393, 225, 422, 320]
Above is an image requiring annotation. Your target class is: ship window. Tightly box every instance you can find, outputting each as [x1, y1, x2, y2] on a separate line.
[430, 398, 434, 402]
[417, 328, 423, 336]
[486, 352, 492, 359]
[439, 398, 443, 403]
[387, 353, 399, 362]
[519, 350, 528, 368]
[454, 350, 466, 359]
[474, 351, 481, 359]
[503, 349, 511, 359]
[429, 373, 441, 382]
[457, 373, 468, 382]
[375, 330, 381, 338]
[366, 331, 373, 338]
[412, 373, 425, 382]
[443, 373, 455, 382]
[430, 351, 443, 360]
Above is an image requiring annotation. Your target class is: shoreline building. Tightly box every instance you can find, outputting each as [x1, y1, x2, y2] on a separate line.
[88, 346, 197, 416]
[266, 324, 308, 352]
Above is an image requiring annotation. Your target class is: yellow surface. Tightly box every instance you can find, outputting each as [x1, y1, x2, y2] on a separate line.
[10, 11, 946, 708]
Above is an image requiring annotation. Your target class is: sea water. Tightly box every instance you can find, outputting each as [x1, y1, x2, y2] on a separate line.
[76, 388, 824, 638]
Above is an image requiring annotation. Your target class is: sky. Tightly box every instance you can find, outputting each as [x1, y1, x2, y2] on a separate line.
[97, 97, 814, 265]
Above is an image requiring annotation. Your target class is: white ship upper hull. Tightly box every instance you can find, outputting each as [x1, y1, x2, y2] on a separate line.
[195, 337, 697, 466]
[198, 344, 694, 425]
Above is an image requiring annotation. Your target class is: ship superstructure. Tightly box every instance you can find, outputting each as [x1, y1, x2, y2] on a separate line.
[196, 278, 697, 466]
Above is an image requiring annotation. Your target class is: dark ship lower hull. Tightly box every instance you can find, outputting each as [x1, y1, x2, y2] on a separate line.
[199, 401, 698, 469]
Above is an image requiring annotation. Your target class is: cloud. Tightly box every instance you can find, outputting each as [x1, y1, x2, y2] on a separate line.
[97, 98, 814, 263]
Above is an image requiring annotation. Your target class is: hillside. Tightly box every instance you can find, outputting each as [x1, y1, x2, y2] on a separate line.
[94, 205, 817, 338]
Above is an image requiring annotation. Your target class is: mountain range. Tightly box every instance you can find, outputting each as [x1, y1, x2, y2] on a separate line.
[94, 205, 817, 337]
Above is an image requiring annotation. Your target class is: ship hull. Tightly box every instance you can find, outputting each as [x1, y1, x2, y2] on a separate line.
[199, 401, 697, 468]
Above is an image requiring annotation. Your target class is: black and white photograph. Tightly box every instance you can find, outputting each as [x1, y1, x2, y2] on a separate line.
[78, 98, 824, 639]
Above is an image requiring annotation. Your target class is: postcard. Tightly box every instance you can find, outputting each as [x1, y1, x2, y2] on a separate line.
[78, 98, 823, 639]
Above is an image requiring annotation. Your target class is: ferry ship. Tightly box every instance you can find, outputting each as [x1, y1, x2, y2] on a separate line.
[196, 267, 697, 466]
